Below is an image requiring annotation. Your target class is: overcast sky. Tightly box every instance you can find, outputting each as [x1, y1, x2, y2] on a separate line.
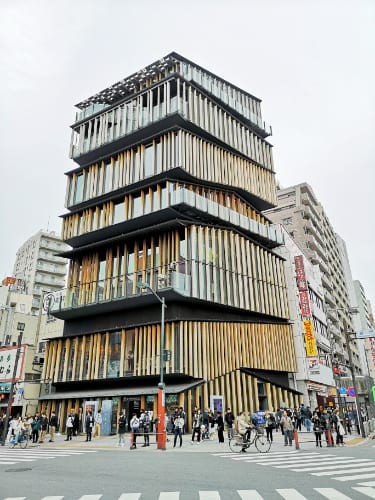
[1, 0, 374, 308]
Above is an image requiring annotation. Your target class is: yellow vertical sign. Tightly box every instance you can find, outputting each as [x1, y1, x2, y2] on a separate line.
[303, 320, 317, 357]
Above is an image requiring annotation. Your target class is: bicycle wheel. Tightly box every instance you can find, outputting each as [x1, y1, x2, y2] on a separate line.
[229, 435, 245, 453]
[19, 436, 28, 449]
[255, 434, 271, 453]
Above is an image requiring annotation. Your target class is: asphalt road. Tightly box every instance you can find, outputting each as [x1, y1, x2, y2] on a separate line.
[1, 433, 374, 500]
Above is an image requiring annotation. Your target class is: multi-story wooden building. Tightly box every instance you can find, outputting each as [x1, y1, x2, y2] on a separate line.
[42, 53, 300, 432]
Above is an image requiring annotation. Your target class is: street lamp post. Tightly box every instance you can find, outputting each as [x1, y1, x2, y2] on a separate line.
[136, 281, 167, 450]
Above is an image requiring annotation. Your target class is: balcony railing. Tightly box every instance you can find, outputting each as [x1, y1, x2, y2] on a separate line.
[49, 269, 190, 314]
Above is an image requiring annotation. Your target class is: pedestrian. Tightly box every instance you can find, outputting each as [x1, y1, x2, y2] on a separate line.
[39, 413, 49, 443]
[191, 408, 202, 444]
[118, 410, 126, 447]
[312, 411, 323, 447]
[72, 411, 80, 436]
[23, 415, 32, 441]
[336, 417, 345, 446]
[216, 411, 225, 444]
[14, 417, 26, 445]
[280, 410, 293, 446]
[208, 410, 217, 440]
[93, 409, 102, 438]
[130, 413, 140, 449]
[275, 408, 283, 434]
[49, 411, 58, 442]
[139, 409, 151, 447]
[265, 411, 276, 443]
[295, 408, 303, 431]
[321, 408, 334, 447]
[85, 411, 94, 441]
[31, 413, 41, 443]
[173, 414, 184, 447]
[65, 413, 74, 441]
[304, 406, 312, 432]
[179, 407, 186, 433]
[224, 408, 235, 439]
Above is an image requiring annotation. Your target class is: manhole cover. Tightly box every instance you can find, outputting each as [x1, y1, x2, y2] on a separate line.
[5, 468, 32, 472]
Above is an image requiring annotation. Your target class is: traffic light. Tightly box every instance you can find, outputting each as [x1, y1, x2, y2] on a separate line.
[163, 349, 171, 361]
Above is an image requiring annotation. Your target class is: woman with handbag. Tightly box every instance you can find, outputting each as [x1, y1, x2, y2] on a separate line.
[265, 411, 276, 443]
[312, 410, 323, 447]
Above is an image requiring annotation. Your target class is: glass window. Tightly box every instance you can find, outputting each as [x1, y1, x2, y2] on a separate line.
[144, 145, 154, 177]
[155, 141, 162, 174]
[107, 332, 121, 378]
[104, 161, 113, 193]
[74, 174, 84, 204]
[82, 338, 91, 380]
[113, 202, 124, 224]
[133, 196, 142, 218]
[98, 334, 107, 379]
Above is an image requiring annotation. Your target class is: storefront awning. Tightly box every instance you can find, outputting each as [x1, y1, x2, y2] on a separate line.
[39, 378, 205, 401]
[240, 368, 303, 395]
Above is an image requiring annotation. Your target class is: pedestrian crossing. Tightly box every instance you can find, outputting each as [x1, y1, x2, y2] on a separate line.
[3, 489, 375, 500]
[213, 449, 375, 488]
[0, 448, 97, 465]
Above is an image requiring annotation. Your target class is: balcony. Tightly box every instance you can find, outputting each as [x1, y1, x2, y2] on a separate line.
[321, 272, 333, 291]
[324, 289, 336, 307]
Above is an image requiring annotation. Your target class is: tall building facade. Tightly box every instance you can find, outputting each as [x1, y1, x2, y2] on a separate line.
[13, 230, 69, 315]
[265, 183, 362, 401]
[275, 226, 334, 408]
[44, 53, 299, 431]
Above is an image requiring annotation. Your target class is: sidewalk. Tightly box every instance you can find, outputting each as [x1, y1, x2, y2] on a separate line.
[22, 428, 370, 453]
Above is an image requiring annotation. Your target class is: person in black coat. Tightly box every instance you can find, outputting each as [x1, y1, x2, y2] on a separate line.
[216, 411, 225, 444]
[224, 408, 235, 439]
[85, 411, 94, 441]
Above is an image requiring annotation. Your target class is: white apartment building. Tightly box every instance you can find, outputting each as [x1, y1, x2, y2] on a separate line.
[12, 230, 69, 315]
[276, 226, 335, 408]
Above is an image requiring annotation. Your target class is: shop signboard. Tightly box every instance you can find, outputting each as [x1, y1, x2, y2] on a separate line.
[101, 399, 112, 436]
[303, 320, 317, 357]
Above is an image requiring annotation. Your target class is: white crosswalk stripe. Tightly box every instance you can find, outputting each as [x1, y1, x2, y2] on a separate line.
[213, 449, 375, 486]
[4, 489, 375, 499]
[0, 448, 97, 466]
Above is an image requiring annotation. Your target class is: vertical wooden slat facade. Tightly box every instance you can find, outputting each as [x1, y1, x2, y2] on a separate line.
[45, 53, 301, 432]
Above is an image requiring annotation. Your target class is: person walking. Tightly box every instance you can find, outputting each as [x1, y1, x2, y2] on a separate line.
[31, 413, 41, 443]
[265, 411, 276, 443]
[191, 408, 202, 444]
[118, 410, 126, 447]
[304, 406, 312, 432]
[173, 414, 184, 447]
[49, 411, 58, 442]
[84, 411, 94, 442]
[65, 413, 74, 441]
[39, 413, 49, 443]
[93, 409, 102, 438]
[139, 410, 151, 447]
[130, 413, 140, 449]
[224, 408, 235, 439]
[216, 411, 225, 444]
[280, 410, 293, 446]
[312, 411, 323, 447]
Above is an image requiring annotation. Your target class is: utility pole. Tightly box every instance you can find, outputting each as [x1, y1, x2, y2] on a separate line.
[344, 321, 366, 438]
[1, 332, 23, 446]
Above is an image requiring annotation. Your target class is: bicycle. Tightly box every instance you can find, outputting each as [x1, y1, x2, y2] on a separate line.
[229, 425, 271, 453]
[8, 431, 29, 449]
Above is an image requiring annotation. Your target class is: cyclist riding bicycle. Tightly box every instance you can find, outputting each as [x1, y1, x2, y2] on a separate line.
[236, 411, 254, 452]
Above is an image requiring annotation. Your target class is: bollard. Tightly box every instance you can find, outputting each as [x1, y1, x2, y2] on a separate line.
[293, 430, 300, 450]
[326, 429, 333, 447]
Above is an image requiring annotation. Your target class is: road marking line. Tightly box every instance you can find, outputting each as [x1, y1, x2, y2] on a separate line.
[118, 495, 141, 500]
[276, 489, 308, 499]
[238, 490, 265, 499]
[0, 461, 16, 464]
[289, 459, 373, 471]
[314, 466, 375, 477]
[3, 497, 26, 500]
[336, 473, 375, 482]
[78, 496, 103, 499]
[40, 497, 65, 500]
[314, 488, 353, 499]
[352, 487, 375, 498]
[357, 482, 375, 486]
[158, 493, 180, 499]
[199, 492, 221, 499]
